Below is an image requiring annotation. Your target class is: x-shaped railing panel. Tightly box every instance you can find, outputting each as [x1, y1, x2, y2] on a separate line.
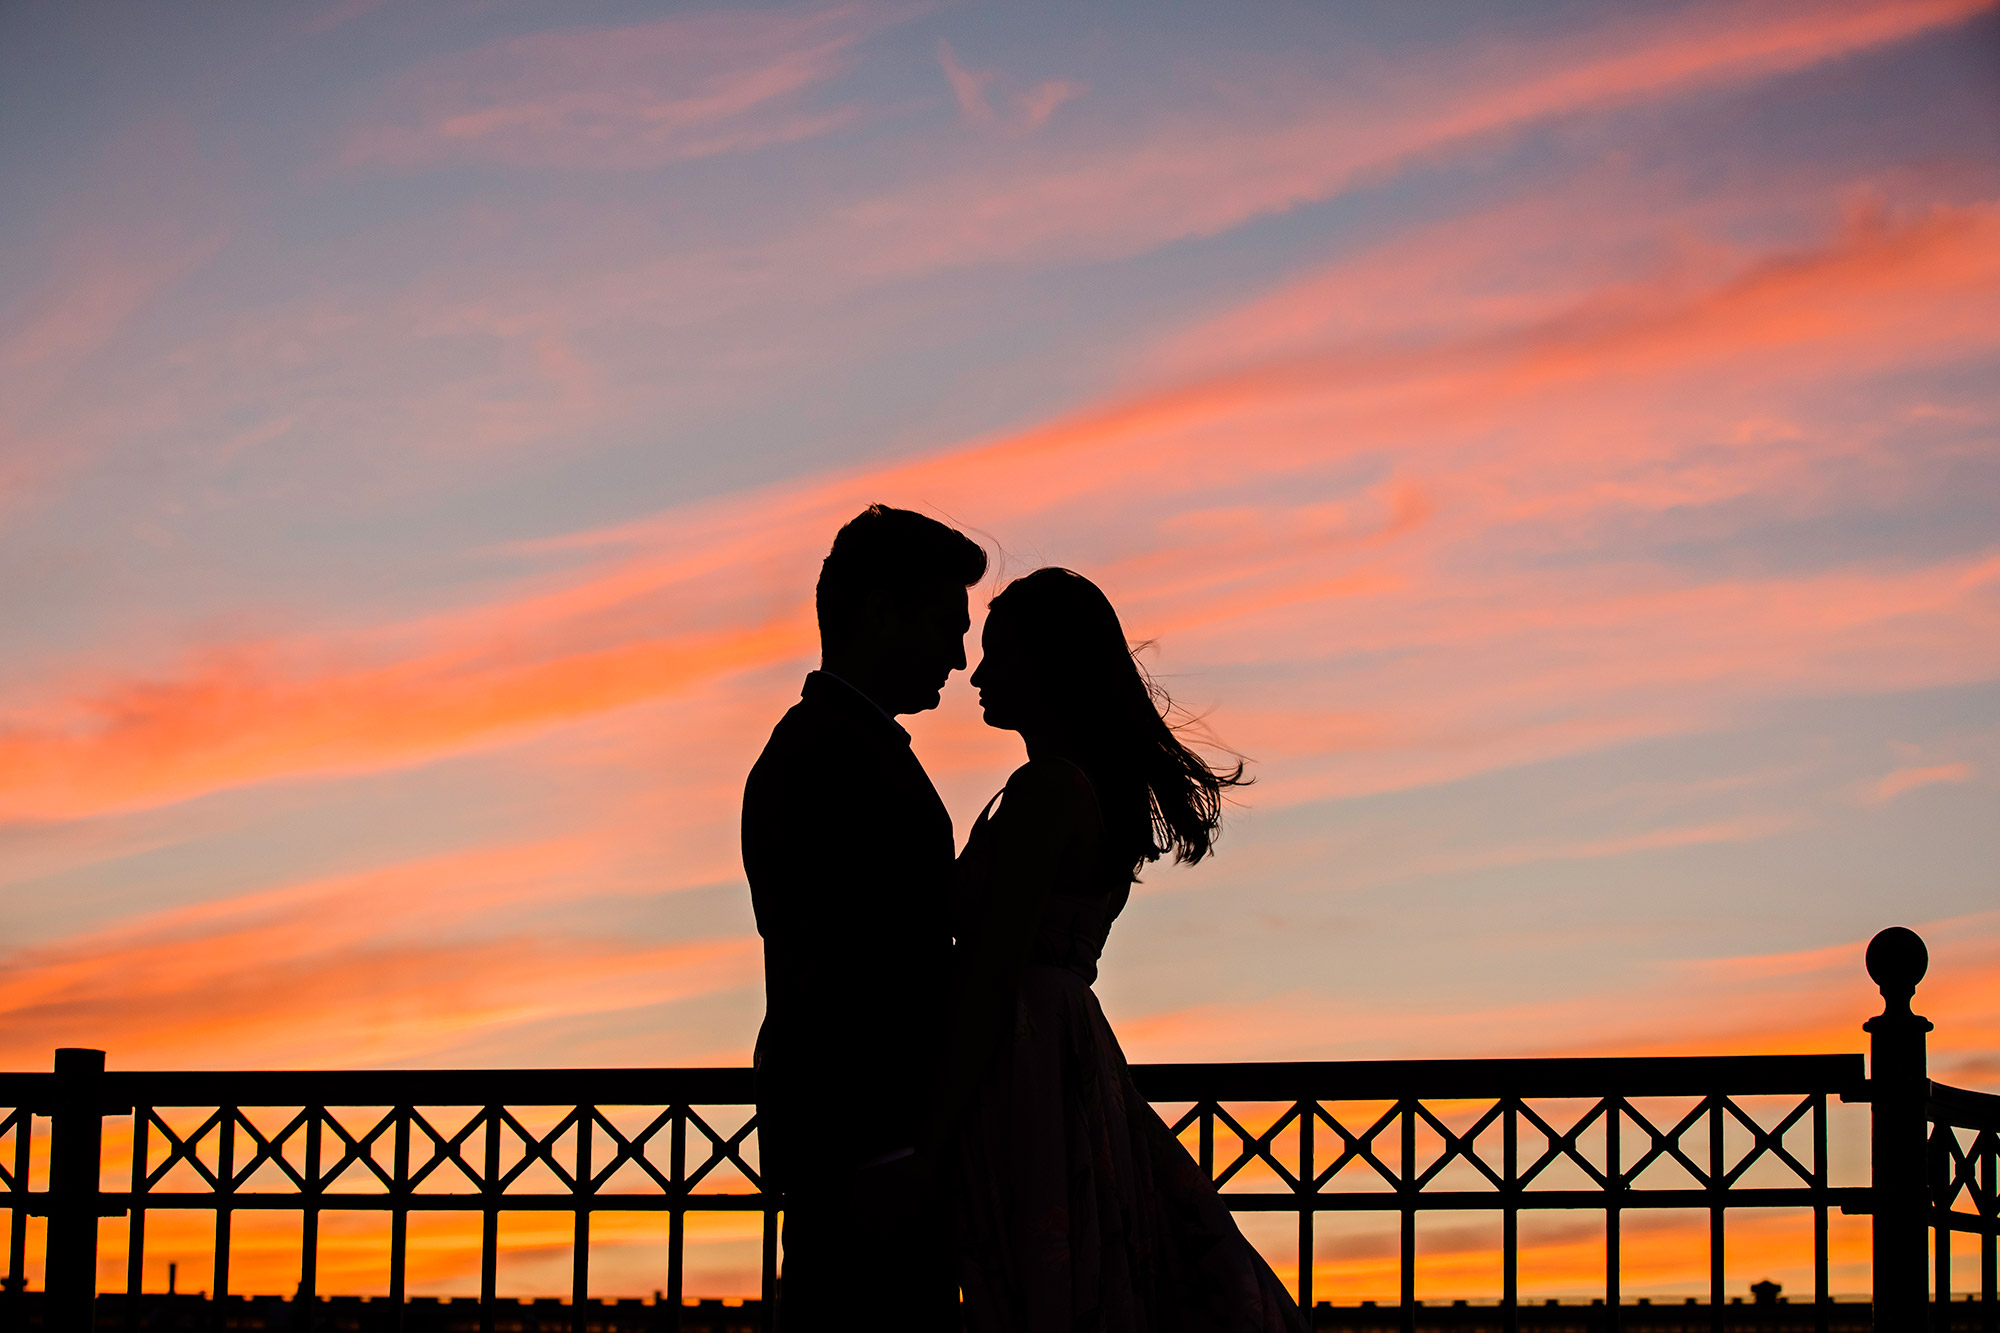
[1611, 1097, 1712, 1189]
[1715, 1094, 1816, 1189]
[1516, 1098, 1614, 1191]
[401, 1107, 489, 1193]
[127, 1103, 771, 1200]
[140, 1107, 227, 1193]
[316, 1109, 402, 1193]
[1407, 1099, 1508, 1193]
[0, 1107, 26, 1194]
[139, 1106, 317, 1195]
[680, 1107, 762, 1193]
[1207, 1101, 1306, 1191]
[1933, 1123, 1996, 1220]
[1309, 1102, 1402, 1192]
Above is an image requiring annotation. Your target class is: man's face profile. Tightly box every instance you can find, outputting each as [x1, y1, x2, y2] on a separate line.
[862, 582, 970, 715]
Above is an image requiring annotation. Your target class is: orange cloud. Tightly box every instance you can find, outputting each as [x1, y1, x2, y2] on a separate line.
[0, 618, 808, 822]
[5, 196, 1998, 830]
[1113, 912, 2000, 1080]
[0, 841, 758, 1068]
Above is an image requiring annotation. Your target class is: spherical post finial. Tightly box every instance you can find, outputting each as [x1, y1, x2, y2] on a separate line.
[1865, 926, 1928, 1003]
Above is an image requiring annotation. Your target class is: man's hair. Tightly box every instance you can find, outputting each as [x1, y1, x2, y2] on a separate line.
[816, 505, 987, 648]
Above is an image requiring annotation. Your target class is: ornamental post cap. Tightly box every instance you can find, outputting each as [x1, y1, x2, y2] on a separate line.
[52, 1047, 105, 1074]
[1865, 926, 1927, 998]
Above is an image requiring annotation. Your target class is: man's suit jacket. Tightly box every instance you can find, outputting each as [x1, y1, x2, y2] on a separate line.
[742, 671, 955, 1184]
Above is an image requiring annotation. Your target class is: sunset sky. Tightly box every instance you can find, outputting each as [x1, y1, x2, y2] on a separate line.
[3, 0, 1998, 1303]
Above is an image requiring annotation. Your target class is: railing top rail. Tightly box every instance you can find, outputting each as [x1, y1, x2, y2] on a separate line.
[0, 1052, 1863, 1108]
[0, 1066, 758, 1107]
[1130, 1053, 1865, 1100]
[1928, 1078, 2000, 1130]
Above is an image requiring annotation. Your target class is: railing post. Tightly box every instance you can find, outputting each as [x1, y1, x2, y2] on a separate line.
[46, 1047, 107, 1333]
[1866, 927, 1932, 1332]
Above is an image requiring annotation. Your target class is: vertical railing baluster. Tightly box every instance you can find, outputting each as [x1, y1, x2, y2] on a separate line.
[573, 1109, 592, 1333]
[1298, 1100, 1313, 1313]
[1709, 1093, 1725, 1333]
[126, 1105, 148, 1328]
[667, 1106, 685, 1333]
[213, 1105, 235, 1326]
[7, 1106, 30, 1326]
[1400, 1099, 1415, 1333]
[759, 1204, 777, 1333]
[1504, 1099, 1519, 1333]
[1606, 1097, 1621, 1332]
[1200, 1101, 1214, 1182]
[481, 1108, 499, 1333]
[1983, 1125, 1997, 1333]
[1813, 1092, 1829, 1333]
[1984, 1127, 1997, 1333]
[301, 1109, 322, 1333]
[1936, 1121, 1953, 1330]
[389, 1107, 409, 1332]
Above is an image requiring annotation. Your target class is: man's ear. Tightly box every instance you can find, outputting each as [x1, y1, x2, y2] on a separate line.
[856, 587, 907, 640]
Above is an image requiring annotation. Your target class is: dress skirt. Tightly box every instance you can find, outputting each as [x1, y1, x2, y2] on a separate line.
[954, 962, 1308, 1333]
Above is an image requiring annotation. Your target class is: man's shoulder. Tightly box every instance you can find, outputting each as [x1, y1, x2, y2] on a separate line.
[748, 692, 894, 786]
[757, 691, 861, 753]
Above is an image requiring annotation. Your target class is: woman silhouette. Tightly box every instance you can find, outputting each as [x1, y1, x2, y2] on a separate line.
[945, 567, 1307, 1332]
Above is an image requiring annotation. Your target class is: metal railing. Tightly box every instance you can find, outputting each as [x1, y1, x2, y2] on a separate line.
[1133, 1051, 1862, 1331]
[1, 926, 1994, 1332]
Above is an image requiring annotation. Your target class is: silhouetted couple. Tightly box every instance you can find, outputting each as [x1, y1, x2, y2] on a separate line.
[743, 506, 1306, 1332]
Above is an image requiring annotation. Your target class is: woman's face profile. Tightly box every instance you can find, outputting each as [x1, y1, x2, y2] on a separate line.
[970, 613, 1044, 734]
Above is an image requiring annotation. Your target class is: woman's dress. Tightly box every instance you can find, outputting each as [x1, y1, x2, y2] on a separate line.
[952, 788, 1309, 1333]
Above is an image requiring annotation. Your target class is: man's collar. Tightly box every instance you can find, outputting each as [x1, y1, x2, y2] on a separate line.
[804, 670, 911, 745]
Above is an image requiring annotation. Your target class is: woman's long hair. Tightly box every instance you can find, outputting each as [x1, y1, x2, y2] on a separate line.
[985, 567, 1248, 876]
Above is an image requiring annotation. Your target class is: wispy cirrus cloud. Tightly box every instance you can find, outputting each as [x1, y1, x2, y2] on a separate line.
[935, 39, 1084, 132]
[1115, 913, 2000, 1079]
[3, 195, 1996, 825]
[836, 0, 1989, 275]
[0, 839, 758, 1067]
[1862, 760, 1977, 803]
[0, 615, 807, 822]
[339, 6, 885, 173]
[0, 115, 229, 517]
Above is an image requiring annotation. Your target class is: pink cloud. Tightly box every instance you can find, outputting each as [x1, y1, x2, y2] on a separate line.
[1863, 760, 1977, 803]
[935, 39, 996, 126]
[837, 0, 1986, 275]
[936, 39, 1084, 132]
[340, 7, 882, 172]
[0, 116, 230, 518]
[4, 195, 1998, 826]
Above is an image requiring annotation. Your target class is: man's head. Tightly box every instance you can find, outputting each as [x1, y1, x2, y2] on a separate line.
[816, 505, 988, 715]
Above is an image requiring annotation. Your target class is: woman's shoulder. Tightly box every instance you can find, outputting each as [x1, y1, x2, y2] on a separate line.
[999, 758, 1101, 827]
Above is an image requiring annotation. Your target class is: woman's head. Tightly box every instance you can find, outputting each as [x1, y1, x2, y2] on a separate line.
[972, 567, 1247, 873]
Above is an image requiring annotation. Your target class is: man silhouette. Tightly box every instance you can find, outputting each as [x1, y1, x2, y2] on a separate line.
[743, 505, 986, 1329]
